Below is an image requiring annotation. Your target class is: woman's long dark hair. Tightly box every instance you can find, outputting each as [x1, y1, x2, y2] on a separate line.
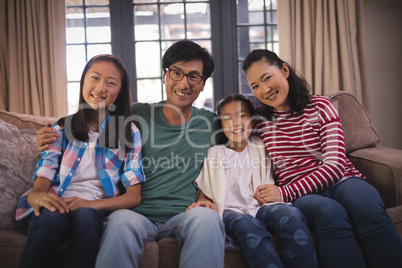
[58, 54, 132, 152]
[242, 49, 311, 120]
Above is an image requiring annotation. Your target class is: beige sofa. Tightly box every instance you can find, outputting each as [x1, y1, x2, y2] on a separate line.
[0, 91, 401, 268]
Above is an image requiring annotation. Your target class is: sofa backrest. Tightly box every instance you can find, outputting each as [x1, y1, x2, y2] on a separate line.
[0, 110, 57, 130]
[327, 91, 381, 153]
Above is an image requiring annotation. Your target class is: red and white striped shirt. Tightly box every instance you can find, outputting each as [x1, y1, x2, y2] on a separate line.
[257, 95, 364, 203]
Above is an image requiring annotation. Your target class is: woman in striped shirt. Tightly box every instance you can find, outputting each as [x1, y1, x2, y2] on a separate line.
[242, 49, 402, 268]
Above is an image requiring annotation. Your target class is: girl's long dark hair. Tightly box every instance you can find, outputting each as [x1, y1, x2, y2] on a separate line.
[215, 94, 256, 145]
[242, 49, 311, 120]
[58, 54, 132, 152]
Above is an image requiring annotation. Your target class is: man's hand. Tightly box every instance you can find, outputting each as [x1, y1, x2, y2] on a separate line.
[36, 122, 59, 151]
[254, 184, 282, 204]
[186, 200, 218, 212]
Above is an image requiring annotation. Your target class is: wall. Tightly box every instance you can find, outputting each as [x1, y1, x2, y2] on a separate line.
[362, 0, 402, 149]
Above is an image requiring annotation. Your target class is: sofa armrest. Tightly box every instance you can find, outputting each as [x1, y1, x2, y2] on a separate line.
[347, 146, 402, 208]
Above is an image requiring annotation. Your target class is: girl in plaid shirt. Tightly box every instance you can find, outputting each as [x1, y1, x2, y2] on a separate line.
[17, 55, 145, 268]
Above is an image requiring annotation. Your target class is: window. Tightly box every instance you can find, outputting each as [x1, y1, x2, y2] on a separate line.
[66, 0, 112, 113]
[65, 0, 277, 112]
[237, 0, 278, 96]
[132, 0, 213, 109]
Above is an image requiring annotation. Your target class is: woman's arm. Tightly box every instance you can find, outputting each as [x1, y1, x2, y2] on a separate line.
[278, 96, 348, 202]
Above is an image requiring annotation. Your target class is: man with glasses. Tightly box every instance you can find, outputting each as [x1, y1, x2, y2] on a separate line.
[35, 40, 225, 268]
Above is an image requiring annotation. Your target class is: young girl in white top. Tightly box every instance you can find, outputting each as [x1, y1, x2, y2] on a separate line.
[187, 94, 317, 268]
[17, 54, 145, 268]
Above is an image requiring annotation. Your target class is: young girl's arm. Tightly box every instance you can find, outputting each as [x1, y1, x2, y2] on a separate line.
[186, 190, 218, 212]
[28, 177, 69, 216]
[64, 184, 141, 211]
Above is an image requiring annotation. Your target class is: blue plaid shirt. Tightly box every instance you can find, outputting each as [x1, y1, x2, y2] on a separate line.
[16, 113, 145, 220]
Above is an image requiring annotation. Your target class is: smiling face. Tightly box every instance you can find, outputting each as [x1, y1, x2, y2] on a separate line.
[246, 59, 290, 111]
[82, 61, 122, 112]
[220, 100, 254, 152]
[163, 59, 205, 111]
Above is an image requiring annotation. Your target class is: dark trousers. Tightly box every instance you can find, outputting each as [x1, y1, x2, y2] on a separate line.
[19, 207, 108, 268]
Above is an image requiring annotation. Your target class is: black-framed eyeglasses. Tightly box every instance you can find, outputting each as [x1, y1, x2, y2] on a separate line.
[165, 68, 205, 86]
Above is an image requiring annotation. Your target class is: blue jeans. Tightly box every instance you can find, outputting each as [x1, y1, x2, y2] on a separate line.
[19, 207, 108, 268]
[96, 207, 225, 268]
[223, 204, 317, 268]
[293, 177, 402, 268]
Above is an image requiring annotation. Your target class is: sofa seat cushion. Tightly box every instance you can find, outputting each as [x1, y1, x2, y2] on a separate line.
[327, 92, 380, 153]
[0, 229, 28, 268]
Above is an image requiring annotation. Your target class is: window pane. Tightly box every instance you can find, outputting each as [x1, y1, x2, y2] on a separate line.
[194, 77, 213, 110]
[67, 0, 83, 5]
[134, 5, 159, 40]
[87, 44, 112, 59]
[268, 42, 279, 54]
[67, 82, 80, 115]
[66, 8, 85, 44]
[161, 4, 185, 40]
[250, 42, 265, 50]
[266, 25, 278, 42]
[249, 26, 264, 43]
[237, 0, 278, 95]
[197, 40, 212, 54]
[238, 63, 252, 95]
[86, 7, 110, 43]
[137, 79, 162, 103]
[266, 10, 277, 23]
[161, 40, 177, 59]
[186, 3, 210, 39]
[67, 45, 86, 81]
[135, 42, 161, 78]
[248, 0, 264, 11]
[271, 0, 277, 9]
[86, 0, 108, 5]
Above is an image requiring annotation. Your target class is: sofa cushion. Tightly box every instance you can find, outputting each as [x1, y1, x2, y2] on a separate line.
[0, 120, 39, 229]
[326, 92, 380, 153]
[348, 146, 402, 208]
[386, 206, 402, 237]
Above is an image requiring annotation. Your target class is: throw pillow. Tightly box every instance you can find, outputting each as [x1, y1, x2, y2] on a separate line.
[0, 119, 39, 229]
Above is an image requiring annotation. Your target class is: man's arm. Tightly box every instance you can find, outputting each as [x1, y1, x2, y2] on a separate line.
[36, 122, 60, 151]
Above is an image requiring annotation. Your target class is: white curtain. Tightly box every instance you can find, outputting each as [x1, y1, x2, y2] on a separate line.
[0, 0, 67, 117]
[277, 0, 367, 102]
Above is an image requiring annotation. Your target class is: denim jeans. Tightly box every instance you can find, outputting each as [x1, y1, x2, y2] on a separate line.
[95, 207, 225, 268]
[18, 207, 108, 268]
[223, 204, 317, 268]
[293, 177, 402, 268]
